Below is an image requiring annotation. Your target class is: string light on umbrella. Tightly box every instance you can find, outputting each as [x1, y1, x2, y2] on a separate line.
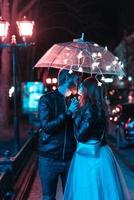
[35, 33, 125, 82]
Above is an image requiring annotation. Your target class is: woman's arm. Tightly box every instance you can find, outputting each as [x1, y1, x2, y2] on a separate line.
[74, 106, 93, 141]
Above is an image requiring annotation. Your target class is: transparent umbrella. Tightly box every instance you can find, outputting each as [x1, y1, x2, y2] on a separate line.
[35, 33, 125, 77]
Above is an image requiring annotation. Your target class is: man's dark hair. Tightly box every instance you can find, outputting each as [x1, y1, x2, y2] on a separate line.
[58, 69, 78, 86]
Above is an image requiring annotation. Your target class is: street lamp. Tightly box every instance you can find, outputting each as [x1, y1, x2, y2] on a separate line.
[0, 16, 35, 153]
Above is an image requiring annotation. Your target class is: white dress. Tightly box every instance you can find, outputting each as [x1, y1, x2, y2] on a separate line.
[63, 144, 130, 200]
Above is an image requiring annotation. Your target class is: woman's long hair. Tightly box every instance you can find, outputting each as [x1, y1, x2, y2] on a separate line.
[79, 77, 108, 119]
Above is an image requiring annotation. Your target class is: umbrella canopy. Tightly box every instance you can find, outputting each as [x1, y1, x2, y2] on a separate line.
[35, 34, 125, 76]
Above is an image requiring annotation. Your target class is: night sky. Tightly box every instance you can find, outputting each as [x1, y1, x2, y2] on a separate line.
[35, 0, 134, 59]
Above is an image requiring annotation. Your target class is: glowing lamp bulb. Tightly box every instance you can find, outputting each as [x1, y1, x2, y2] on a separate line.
[0, 17, 9, 40]
[16, 16, 34, 37]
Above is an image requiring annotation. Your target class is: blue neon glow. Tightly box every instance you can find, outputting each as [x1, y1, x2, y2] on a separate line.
[22, 82, 44, 113]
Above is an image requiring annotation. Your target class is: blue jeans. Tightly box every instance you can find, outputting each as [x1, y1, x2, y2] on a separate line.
[38, 156, 71, 200]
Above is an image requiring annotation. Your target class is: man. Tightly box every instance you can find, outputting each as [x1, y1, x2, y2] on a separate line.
[38, 69, 79, 200]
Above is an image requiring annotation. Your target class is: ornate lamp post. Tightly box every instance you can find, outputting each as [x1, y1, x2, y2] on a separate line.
[0, 16, 35, 153]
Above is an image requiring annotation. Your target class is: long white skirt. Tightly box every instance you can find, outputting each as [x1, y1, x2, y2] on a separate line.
[63, 145, 130, 200]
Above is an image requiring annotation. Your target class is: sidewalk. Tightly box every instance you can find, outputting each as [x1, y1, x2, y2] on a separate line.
[28, 171, 63, 200]
[108, 136, 134, 172]
[114, 151, 134, 200]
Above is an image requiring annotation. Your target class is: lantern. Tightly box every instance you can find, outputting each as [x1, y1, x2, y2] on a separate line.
[0, 17, 9, 40]
[16, 16, 34, 41]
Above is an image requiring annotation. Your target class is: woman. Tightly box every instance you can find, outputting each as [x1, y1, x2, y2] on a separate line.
[63, 77, 130, 200]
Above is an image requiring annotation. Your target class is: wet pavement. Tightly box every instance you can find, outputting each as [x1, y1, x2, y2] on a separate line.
[115, 153, 134, 200]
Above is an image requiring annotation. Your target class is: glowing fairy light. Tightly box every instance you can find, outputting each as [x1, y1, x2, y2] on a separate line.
[101, 76, 105, 81]
[77, 51, 83, 59]
[92, 53, 97, 58]
[104, 46, 108, 51]
[118, 76, 123, 80]
[93, 43, 99, 46]
[120, 64, 124, 68]
[78, 66, 83, 72]
[9, 86, 15, 97]
[91, 66, 95, 70]
[115, 56, 119, 60]
[118, 61, 121, 65]
[66, 47, 71, 50]
[69, 69, 73, 74]
[97, 52, 102, 57]
[106, 65, 111, 71]
[98, 81, 102, 86]
[92, 62, 100, 68]
[64, 59, 68, 64]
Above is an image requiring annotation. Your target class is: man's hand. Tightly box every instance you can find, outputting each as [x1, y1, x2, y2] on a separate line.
[68, 97, 79, 113]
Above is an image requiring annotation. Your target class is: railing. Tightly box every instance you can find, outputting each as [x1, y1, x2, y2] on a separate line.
[0, 130, 38, 200]
[0, 169, 13, 200]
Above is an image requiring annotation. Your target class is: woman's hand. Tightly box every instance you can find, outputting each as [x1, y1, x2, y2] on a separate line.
[68, 97, 79, 113]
